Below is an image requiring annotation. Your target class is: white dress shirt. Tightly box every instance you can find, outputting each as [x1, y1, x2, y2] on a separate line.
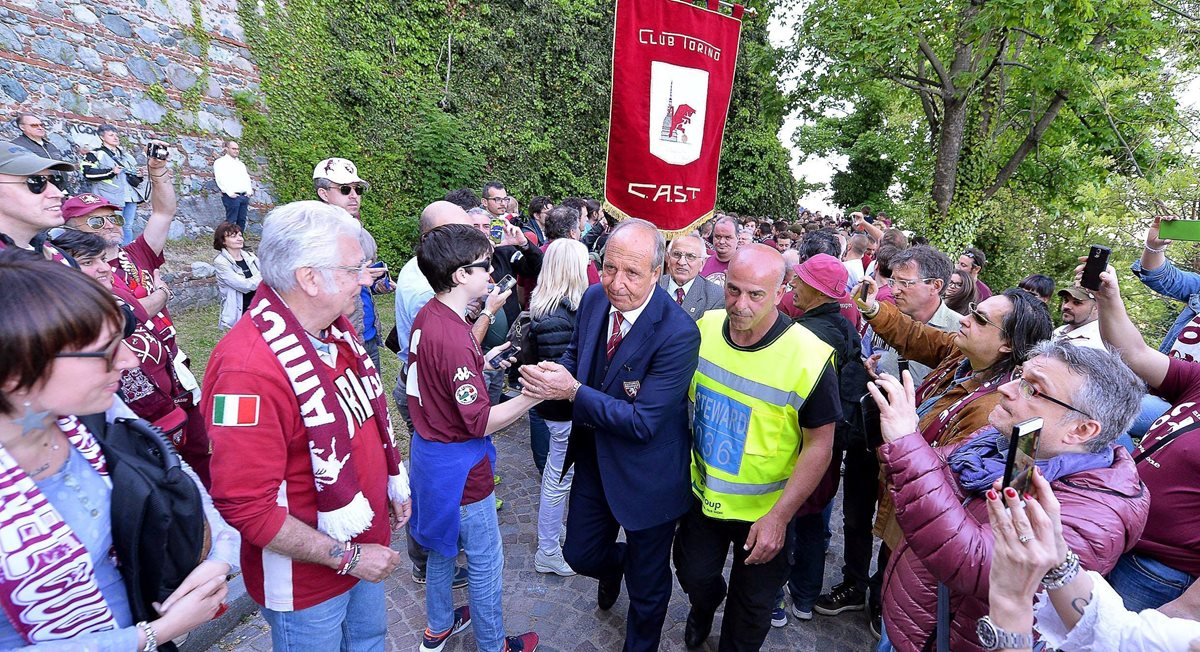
[608, 288, 655, 339]
[1052, 319, 1105, 350]
[666, 277, 696, 300]
[213, 154, 253, 195]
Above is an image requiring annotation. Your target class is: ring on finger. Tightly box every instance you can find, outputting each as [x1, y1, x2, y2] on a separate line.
[1018, 535, 1033, 543]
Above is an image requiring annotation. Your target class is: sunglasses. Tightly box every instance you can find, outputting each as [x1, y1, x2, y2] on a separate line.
[55, 310, 137, 371]
[336, 184, 367, 196]
[0, 174, 66, 195]
[1012, 366, 1093, 419]
[461, 259, 493, 273]
[72, 212, 125, 229]
[968, 301, 1008, 337]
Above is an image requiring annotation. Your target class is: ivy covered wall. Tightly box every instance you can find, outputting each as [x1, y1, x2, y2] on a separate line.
[235, 0, 798, 264]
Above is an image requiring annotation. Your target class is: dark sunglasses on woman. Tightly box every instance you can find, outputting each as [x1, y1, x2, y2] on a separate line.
[0, 173, 66, 195]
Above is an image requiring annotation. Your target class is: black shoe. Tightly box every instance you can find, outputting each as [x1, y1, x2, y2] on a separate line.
[597, 572, 622, 611]
[684, 608, 713, 649]
[412, 565, 469, 590]
[814, 580, 866, 616]
[868, 598, 882, 640]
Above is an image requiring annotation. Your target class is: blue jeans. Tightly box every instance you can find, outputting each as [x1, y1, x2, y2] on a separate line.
[426, 493, 505, 652]
[1108, 552, 1196, 612]
[787, 504, 833, 611]
[222, 193, 250, 229]
[1129, 394, 1171, 440]
[528, 409, 549, 474]
[261, 578, 386, 652]
[121, 201, 136, 245]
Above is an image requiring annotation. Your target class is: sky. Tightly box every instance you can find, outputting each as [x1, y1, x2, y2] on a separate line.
[766, 5, 1200, 214]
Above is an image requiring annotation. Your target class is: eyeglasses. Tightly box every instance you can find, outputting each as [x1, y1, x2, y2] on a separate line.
[948, 280, 964, 288]
[885, 277, 936, 289]
[461, 259, 493, 273]
[668, 251, 703, 263]
[0, 174, 66, 195]
[24, 122, 44, 129]
[968, 301, 1007, 337]
[55, 312, 137, 371]
[1012, 367, 1093, 419]
[321, 261, 372, 276]
[336, 184, 367, 196]
[69, 212, 125, 230]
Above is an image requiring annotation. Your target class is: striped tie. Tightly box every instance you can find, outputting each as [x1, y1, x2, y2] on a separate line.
[607, 312, 624, 360]
[675, 288, 685, 305]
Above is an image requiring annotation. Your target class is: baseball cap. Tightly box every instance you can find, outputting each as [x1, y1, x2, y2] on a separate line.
[313, 157, 368, 186]
[62, 193, 122, 221]
[0, 144, 74, 176]
[794, 253, 849, 301]
[1058, 286, 1096, 301]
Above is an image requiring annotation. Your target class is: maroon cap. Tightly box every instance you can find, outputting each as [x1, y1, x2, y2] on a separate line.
[794, 253, 849, 301]
[61, 193, 121, 221]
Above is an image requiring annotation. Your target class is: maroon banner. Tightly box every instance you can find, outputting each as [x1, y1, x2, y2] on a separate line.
[603, 0, 744, 236]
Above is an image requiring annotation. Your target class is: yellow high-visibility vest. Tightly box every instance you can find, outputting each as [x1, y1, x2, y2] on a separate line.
[689, 310, 834, 522]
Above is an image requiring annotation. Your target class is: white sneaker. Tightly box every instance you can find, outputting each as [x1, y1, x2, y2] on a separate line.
[534, 549, 576, 576]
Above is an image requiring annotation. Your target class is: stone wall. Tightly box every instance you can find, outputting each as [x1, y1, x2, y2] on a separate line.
[0, 0, 274, 239]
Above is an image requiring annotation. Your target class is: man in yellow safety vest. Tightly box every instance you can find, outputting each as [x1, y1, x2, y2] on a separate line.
[674, 244, 840, 652]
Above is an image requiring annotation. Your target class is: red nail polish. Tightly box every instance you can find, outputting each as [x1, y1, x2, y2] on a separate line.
[1004, 487, 1018, 498]
[1023, 493, 1033, 502]
[986, 490, 998, 501]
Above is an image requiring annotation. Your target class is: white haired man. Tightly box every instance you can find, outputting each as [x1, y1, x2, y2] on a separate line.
[204, 201, 411, 651]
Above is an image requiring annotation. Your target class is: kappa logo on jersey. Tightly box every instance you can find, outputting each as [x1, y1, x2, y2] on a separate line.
[453, 366, 476, 382]
[648, 62, 708, 166]
[455, 383, 478, 405]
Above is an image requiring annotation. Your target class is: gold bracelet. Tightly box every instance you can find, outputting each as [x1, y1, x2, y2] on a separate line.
[568, 381, 582, 402]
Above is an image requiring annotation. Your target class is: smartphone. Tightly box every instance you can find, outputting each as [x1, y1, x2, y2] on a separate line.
[859, 281, 871, 302]
[860, 393, 883, 450]
[897, 358, 910, 377]
[1080, 245, 1111, 291]
[495, 274, 516, 294]
[487, 345, 520, 369]
[1002, 417, 1043, 494]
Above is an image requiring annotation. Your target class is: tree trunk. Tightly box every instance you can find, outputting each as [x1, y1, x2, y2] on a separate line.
[982, 90, 1069, 199]
[932, 97, 968, 217]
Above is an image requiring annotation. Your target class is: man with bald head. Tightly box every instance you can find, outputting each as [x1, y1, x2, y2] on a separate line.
[521, 218, 700, 652]
[674, 244, 840, 651]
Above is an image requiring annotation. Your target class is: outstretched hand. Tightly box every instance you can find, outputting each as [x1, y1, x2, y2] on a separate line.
[864, 371, 918, 443]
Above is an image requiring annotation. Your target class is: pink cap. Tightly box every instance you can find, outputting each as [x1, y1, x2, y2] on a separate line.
[794, 254, 849, 301]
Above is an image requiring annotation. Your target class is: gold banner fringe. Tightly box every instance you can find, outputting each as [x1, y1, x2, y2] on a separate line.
[602, 200, 715, 241]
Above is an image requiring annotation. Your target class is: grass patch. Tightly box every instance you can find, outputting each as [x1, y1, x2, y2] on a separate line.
[172, 289, 411, 453]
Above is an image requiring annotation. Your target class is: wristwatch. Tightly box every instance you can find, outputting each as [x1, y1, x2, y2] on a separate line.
[976, 616, 1034, 650]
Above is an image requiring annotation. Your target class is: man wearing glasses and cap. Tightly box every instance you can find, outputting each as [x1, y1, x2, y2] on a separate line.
[0, 144, 75, 262]
[1053, 285, 1105, 350]
[314, 157, 393, 370]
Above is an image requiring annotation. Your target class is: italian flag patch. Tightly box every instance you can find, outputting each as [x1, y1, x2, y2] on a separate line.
[212, 394, 260, 427]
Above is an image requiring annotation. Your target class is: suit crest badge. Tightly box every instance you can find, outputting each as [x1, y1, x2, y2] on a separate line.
[623, 380, 641, 398]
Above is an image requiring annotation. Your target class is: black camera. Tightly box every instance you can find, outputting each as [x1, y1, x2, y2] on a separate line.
[145, 142, 169, 161]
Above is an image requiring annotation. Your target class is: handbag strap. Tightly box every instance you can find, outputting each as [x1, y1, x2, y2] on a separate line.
[1134, 418, 1200, 463]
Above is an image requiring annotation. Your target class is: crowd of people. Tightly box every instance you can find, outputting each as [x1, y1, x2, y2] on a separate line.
[0, 110, 1198, 652]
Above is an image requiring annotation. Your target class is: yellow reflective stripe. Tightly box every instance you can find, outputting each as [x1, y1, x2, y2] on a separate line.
[702, 471, 788, 496]
[696, 358, 807, 413]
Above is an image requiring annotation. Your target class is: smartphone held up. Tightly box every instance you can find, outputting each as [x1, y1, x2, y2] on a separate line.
[1003, 417, 1043, 495]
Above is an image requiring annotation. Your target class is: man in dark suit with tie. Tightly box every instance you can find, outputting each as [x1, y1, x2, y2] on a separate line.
[660, 233, 725, 322]
[520, 218, 701, 652]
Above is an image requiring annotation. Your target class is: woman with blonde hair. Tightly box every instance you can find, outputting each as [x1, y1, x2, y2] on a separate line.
[528, 238, 589, 577]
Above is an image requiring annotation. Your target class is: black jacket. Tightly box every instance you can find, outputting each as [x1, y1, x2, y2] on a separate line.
[796, 301, 868, 449]
[530, 298, 578, 421]
[492, 241, 542, 323]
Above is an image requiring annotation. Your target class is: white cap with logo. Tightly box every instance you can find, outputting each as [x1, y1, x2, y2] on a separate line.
[313, 157, 368, 187]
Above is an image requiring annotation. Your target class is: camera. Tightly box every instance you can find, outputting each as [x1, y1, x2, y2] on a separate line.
[145, 142, 169, 161]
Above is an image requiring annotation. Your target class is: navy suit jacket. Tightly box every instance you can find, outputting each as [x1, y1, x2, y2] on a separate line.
[560, 284, 700, 531]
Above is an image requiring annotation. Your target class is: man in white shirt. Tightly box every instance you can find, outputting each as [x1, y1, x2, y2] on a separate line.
[658, 234, 724, 322]
[842, 234, 869, 286]
[213, 140, 253, 229]
[1052, 286, 1105, 349]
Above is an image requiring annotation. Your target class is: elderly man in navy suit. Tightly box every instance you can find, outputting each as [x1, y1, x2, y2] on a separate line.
[660, 233, 725, 322]
[521, 218, 701, 652]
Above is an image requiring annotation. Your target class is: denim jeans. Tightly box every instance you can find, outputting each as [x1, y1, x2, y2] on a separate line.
[537, 419, 574, 555]
[120, 201, 136, 245]
[221, 193, 250, 229]
[787, 504, 833, 612]
[1129, 394, 1171, 440]
[528, 409, 550, 474]
[261, 578, 386, 652]
[1108, 552, 1197, 612]
[876, 620, 894, 652]
[426, 493, 505, 652]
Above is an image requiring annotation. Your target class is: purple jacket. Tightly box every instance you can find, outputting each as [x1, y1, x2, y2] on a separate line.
[879, 431, 1149, 652]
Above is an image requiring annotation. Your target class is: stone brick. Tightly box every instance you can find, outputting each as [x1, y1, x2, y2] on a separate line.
[0, 75, 26, 102]
[100, 14, 132, 38]
[128, 56, 164, 84]
[0, 25, 20, 53]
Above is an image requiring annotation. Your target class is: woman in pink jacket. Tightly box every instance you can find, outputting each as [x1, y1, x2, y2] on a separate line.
[867, 338, 1149, 652]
